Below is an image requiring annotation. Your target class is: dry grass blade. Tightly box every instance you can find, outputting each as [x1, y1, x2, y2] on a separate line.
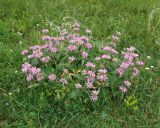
[148, 8, 160, 33]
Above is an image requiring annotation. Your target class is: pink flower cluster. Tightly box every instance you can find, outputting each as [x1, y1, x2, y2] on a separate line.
[117, 61, 133, 77]
[119, 80, 131, 93]
[90, 90, 99, 101]
[86, 70, 96, 88]
[85, 62, 95, 68]
[101, 54, 111, 59]
[21, 63, 44, 81]
[85, 43, 92, 49]
[68, 45, 77, 51]
[97, 69, 108, 82]
[103, 46, 119, 54]
[48, 74, 56, 81]
[42, 29, 49, 33]
[21, 20, 145, 101]
[69, 56, 76, 62]
[117, 47, 144, 77]
[41, 56, 51, 63]
[81, 51, 88, 58]
[21, 50, 29, 55]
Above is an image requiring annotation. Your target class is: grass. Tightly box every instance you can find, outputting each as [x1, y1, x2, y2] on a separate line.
[0, 0, 160, 127]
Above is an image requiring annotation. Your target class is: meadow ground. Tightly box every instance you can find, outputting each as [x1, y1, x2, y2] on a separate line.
[0, 0, 160, 127]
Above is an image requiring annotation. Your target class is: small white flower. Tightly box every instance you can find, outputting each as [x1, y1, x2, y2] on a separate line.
[145, 67, 150, 70]
[19, 41, 22, 44]
[75, 83, 83, 88]
[17, 32, 23, 35]
[150, 66, 154, 68]
[112, 58, 118, 62]
[23, 58, 27, 61]
[6, 103, 9, 106]
[147, 56, 151, 59]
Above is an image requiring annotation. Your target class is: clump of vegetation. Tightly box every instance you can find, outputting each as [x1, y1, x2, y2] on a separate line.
[21, 20, 144, 102]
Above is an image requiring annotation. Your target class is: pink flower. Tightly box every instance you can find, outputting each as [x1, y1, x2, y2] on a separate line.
[87, 77, 95, 83]
[42, 35, 51, 41]
[28, 54, 34, 59]
[49, 47, 58, 53]
[124, 52, 139, 62]
[117, 61, 133, 77]
[136, 61, 144, 66]
[90, 90, 99, 101]
[86, 82, 94, 88]
[85, 62, 95, 68]
[126, 47, 136, 52]
[133, 67, 139, 76]
[67, 34, 77, 40]
[68, 45, 77, 51]
[132, 53, 139, 58]
[43, 44, 51, 49]
[117, 68, 125, 77]
[21, 63, 32, 73]
[87, 70, 95, 78]
[75, 83, 83, 88]
[124, 53, 134, 61]
[42, 29, 49, 33]
[103, 46, 112, 51]
[81, 51, 88, 58]
[124, 80, 131, 87]
[69, 56, 76, 62]
[80, 36, 89, 43]
[60, 78, 68, 85]
[119, 86, 128, 93]
[29, 45, 41, 50]
[36, 73, 44, 81]
[32, 50, 43, 58]
[101, 54, 111, 59]
[98, 69, 107, 74]
[22, 62, 44, 82]
[95, 57, 101, 61]
[41, 56, 51, 63]
[85, 43, 92, 49]
[26, 74, 33, 81]
[48, 74, 56, 81]
[97, 74, 107, 82]
[30, 67, 41, 75]
[103, 46, 119, 54]
[21, 50, 29, 55]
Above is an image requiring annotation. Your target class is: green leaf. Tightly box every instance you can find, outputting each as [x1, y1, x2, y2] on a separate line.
[74, 74, 85, 81]
[31, 58, 39, 65]
[68, 89, 80, 99]
[43, 67, 53, 75]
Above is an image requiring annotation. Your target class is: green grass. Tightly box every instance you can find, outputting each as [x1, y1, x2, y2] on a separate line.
[0, 0, 160, 127]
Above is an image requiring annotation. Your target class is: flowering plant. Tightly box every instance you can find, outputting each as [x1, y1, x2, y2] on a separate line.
[21, 20, 144, 102]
